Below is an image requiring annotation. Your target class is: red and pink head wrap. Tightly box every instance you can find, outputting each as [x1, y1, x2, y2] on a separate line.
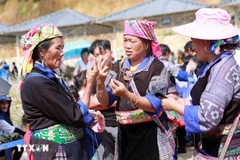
[124, 19, 161, 58]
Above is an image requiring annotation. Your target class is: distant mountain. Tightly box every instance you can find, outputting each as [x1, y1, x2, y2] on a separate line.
[0, 0, 221, 25]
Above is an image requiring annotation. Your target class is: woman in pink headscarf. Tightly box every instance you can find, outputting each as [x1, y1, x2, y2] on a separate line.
[95, 20, 175, 160]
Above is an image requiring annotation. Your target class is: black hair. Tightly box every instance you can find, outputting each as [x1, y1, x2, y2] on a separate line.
[68, 85, 80, 101]
[73, 70, 87, 90]
[81, 48, 90, 58]
[159, 44, 171, 56]
[220, 44, 239, 53]
[32, 37, 60, 62]
[141, 38, 152, 56]
[184, 41, 193, 52]
[89, 39, 111, 54]
[73, 70, 96, 95]
[191, 55, 198, 63]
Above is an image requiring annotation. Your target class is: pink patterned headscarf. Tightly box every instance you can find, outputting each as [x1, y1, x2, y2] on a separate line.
[124, 20, 161, 58]
[20, 24, 62, 79]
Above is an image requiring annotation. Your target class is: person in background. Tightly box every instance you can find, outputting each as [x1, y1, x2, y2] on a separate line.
[1, 61, 10, 81]
[159, 44, 196, 154]
[0, 95, 25, 160]
[73, 48, 93, 76]
[181, 41, 195, 70]
[177, 50, 184, 65]
[89, 39, 118, 160]
[162, 8, 240, 159]
[96, 20, 175, 160]
[20, 24, 100, 160]
[11, 62, 18, 79]
[169, 52, 176, 64]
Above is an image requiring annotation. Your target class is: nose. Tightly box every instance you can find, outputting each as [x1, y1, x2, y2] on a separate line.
[60, 49, 64, 57]
[124, 42, 131, 49]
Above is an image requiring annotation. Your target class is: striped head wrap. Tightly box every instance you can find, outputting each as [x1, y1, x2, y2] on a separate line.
[209, 35, 240, 55]
[124, 20, 161, 58]
[20, 24, 62, 79]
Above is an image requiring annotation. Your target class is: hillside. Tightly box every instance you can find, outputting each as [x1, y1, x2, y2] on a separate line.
[0, 0, 221, 25]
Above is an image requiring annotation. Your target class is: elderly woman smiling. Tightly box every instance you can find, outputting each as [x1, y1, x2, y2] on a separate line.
[20, 24, 99, 160]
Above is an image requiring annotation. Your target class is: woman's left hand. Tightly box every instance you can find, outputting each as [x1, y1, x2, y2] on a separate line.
[110, 79, 128, 97]
[162, 97, 178, 111]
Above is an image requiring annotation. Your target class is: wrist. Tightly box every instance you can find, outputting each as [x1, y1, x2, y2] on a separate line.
[97, 77, 106, 83]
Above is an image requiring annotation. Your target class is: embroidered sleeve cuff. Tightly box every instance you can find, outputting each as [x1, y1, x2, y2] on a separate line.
[144, 93, 162, 117]
[176, 70, 188, 81]
[184, 105, 202, 134]
[107, 88, 116, 107]
[77, 100, 94, 127]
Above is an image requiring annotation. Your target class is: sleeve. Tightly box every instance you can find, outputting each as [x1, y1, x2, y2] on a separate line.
[168, 62, 180, 77]
[176, 70, 189, 81]
[104, 62, 119, 107]
[145, 63, 169, 116]
[0, 120, 15, 133]
[184, 105, 202, 134]
[21, 78, 89, 128]
[106, 88, 117, 107]
[77, 100, 94, 127]
[185, 63, 238, 133]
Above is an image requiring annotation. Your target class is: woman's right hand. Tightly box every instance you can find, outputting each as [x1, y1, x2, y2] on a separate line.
[96, 56, 110, 81]
[90, 110, 103, 124]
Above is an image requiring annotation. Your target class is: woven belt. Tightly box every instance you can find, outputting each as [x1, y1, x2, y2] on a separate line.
[32, 124, 84, 144]
[115, 108, 163, 124]
[205, 121, 240, 137]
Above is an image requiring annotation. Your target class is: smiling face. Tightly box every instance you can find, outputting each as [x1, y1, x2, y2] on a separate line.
[40, 37, 64, 70]
[123, 35, 148, 63]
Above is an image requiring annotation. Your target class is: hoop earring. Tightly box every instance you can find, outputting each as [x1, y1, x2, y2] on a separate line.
[204, 46, 209, 53]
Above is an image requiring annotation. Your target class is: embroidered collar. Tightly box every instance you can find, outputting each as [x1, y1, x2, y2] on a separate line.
[123, 55, 153, 72]
[34, 62, 61, 79]
[199, 51, 233, 78]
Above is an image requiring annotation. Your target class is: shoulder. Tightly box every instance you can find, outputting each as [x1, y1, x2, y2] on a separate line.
[209, 55, 240, 89]
[22, 72, 54, 93]
[111, 60, 121, 72]
[150, 58, 165, 72]
[212, 55, 239, 74]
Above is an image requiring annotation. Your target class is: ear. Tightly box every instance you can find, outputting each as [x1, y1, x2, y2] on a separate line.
[83, 79, 87, 86]
[39, 50, 46, 58]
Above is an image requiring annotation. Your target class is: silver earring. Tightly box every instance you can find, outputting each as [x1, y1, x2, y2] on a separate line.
[204, 46, 209, 53]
